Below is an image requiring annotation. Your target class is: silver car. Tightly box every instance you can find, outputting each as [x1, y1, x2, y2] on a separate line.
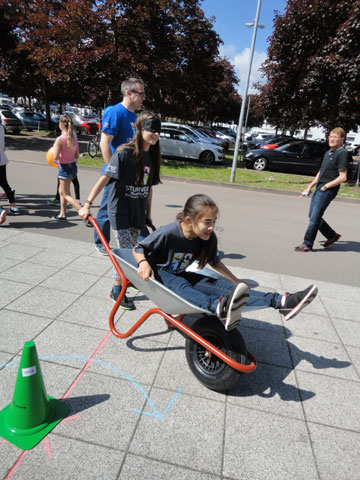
[162, 122, 226, 150]
[16, 111, 55, 131]
[0, 109, 23, 134]
[160, 127, 225, 164]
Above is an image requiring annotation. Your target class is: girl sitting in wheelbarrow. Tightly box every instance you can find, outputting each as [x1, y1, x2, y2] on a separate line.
[133, 193, 318, 331]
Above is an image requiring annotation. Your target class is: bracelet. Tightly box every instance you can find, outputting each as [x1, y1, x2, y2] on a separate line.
[138, 259, 148, 267]
[84, 200, 92, 206]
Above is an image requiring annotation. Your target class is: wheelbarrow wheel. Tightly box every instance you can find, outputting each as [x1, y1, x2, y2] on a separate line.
[185, 316, 248, 392]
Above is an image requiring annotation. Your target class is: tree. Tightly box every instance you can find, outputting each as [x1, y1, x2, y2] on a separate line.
[1, 0, 241, 124]
[259, 0, 360, 133]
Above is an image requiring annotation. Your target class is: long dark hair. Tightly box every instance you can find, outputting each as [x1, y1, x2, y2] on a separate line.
[119, 111, 161, 186]
[176, 194, 218, 269]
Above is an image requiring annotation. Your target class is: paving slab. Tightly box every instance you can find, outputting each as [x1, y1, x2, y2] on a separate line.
[4, 436, 125, 480]
[119, 454, 220, 480]
[223, 406, 318, 480]
[227, 363, 308, 419]
[1, 229, 359, 480]
[0, 278, 33, 309]
[297, 371, 360, 431]
[129, 390, 225, 474]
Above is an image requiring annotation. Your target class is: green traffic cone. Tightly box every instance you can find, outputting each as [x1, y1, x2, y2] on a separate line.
[0, 341, 69, 450]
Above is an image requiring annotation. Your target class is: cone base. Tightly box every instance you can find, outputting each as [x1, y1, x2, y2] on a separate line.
[0, 396, 69, 450]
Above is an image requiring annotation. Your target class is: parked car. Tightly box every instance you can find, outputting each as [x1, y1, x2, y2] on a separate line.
[246, 140, 357, 178]
[0, 109, 23, 134]
[161, 122, 227, 151]
[197, 126, 231, 149]
[245, 133, 273, 149]
[211, 128, 235, 145]
[246, 135, 294, 151]
[15, 110, 56, 131]
[257, 135, 296, 150]
[214, 126, 237, 140]
[160, 127, 225, 164]
[78, 117, 99, 135]
[245, 140, 330, 175]
[192, 126, 229, 150]
[345, 142, 360, 156]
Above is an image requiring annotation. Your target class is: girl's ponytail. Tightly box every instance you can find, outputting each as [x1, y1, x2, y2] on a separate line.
[60, 114, 75, 149]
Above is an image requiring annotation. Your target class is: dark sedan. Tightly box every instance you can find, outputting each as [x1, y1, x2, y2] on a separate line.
[245, 140, 329, 175]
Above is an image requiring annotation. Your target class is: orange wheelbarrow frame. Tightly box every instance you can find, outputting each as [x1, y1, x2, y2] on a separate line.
[89, 216, 257, 374]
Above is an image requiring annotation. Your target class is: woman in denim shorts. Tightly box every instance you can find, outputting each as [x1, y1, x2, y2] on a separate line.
[51, 114, 79, 220]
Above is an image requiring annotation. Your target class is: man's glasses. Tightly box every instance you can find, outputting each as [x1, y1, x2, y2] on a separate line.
[130, 89, 145, 97]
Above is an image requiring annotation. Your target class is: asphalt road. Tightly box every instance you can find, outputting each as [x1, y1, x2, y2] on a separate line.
[3, 133, 360, 287]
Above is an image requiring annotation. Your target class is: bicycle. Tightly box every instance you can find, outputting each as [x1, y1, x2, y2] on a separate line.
[87, 132, 101, 158]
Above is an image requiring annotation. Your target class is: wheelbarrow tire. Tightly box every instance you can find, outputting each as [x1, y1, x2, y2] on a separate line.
[185, 316, 248, 392]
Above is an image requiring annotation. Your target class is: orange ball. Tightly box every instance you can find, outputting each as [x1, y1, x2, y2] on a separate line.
[46, 147, 58, 167]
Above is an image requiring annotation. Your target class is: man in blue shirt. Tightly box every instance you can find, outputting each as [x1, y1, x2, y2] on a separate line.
[94, 77, 146, 254]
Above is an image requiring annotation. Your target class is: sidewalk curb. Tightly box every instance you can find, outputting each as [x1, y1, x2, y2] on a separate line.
[8, 156, 360, 205]
[159, 175, 360, 204]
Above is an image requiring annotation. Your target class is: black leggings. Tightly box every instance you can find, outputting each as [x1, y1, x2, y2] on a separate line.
[0, 165, 15, 203]
[55, 176, 80, 200]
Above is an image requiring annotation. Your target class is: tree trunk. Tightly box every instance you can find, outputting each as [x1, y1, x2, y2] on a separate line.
[41, 78, 52, 130]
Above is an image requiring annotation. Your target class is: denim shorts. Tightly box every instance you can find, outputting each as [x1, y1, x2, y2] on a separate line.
[58, 162, 77, 180]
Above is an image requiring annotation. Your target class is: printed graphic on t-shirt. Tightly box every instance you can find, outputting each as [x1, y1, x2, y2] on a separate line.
[143, 166, 150, 185]
[168, 252, 194, 272]
[125, 185, 150, 199]
[124, 164, 152, 199]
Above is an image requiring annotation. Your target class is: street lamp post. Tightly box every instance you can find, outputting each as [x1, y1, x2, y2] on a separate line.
[243, 95, 251, 147]
[230, 0, 264, 182]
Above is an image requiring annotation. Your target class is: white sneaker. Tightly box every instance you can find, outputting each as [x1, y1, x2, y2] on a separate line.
[9, 207, 20, 215]
[218, 283, 250, 331]
[95, 245, 108, 256]
[0, 209, 7, 225]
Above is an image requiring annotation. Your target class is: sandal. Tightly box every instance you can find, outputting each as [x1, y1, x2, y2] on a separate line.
[51, 215, 67, 221]
[294, 243, 312, 252]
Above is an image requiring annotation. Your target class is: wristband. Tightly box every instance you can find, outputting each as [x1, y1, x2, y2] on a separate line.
[84, 200, 92, 206]
[138, 259, 148, 267]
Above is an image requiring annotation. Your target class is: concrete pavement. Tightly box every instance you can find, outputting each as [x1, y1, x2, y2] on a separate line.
[1, 227, 360, 479]
[1, 136, 360, 479]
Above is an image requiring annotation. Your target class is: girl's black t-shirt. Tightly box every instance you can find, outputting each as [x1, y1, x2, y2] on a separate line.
[105, 149, 153, 230]
[134, 221, 219, 274]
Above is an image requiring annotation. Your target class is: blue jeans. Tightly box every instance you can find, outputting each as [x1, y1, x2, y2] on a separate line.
[138, 225, 150, 242]
[155, 269, 282, 315]
[94, 183, 111, 246]
[303, 188, 337, 247]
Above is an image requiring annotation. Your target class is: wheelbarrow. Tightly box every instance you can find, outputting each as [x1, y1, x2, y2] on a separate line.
[89, 216, 257, 392]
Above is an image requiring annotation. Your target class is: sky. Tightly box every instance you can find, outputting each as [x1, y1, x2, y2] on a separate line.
[201, 0, 287, 94]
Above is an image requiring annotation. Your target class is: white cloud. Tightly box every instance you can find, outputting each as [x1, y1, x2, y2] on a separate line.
[220, 45, 267, 95]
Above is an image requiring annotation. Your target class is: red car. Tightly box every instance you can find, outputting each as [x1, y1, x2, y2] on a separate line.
[259, 136, 296, 150]
[79, 118, 100, 135]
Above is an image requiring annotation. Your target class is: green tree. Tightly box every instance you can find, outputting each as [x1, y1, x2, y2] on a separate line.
[259, 0, 360, 133]
[1, 0, 240, 124]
